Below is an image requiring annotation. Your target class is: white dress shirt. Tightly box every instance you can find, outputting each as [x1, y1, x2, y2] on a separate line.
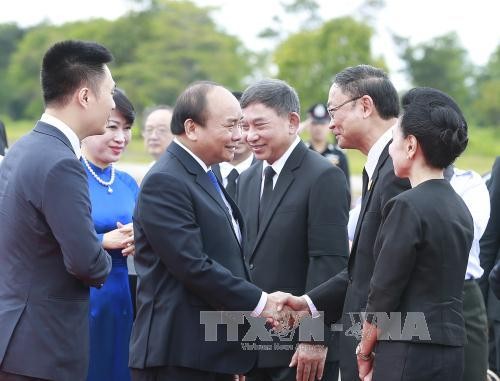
[260, 136, 301, 194]
[450, 167, 490, 280]
[364, 124, 395, 180]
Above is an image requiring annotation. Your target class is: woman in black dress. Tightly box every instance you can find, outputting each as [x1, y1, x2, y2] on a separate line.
[357, 87, 474, 381]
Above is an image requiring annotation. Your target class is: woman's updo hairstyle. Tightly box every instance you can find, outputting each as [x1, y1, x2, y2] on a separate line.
[400, 87, 468, 169]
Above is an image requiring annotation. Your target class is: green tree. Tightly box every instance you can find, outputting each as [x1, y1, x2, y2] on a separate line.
[114, 0, 252, 113]
[0, 23, 24, 114]
[274, 16, 386, 112]
[396, 32, 473, 113]
[473, 45, 500, 127]
[0, 0, 252, 120]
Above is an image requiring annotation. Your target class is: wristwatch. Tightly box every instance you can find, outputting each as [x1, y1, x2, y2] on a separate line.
[356, 343, 374, 361]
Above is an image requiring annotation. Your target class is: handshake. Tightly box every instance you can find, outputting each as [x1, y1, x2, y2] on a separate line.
[259, 291, 312, 331]
[257, 292, 329, 381]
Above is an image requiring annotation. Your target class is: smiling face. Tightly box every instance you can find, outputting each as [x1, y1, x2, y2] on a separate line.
[82, 108, 132, 167]
[192, 86, 243, 166]
[326, 83, 365, 150]
[241, 103, 298, 164]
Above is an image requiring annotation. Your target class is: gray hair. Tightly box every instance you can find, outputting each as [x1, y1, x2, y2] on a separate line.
[240, 79, 300, 116]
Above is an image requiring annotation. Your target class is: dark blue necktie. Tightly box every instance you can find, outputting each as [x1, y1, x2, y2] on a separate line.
[208, 169, 242, 242]
[207, 169, 224, 198]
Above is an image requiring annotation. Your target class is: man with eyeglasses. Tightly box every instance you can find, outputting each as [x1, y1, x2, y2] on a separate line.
[277, 65, 411, 381]
[141, 105, 173, 163]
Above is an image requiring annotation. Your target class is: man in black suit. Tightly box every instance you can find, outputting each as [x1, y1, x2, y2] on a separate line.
[480, 157, 500, 373]
[129, 82, 283, 381]
[278, 65, 410, 381]
[237, 79, 350, 381]
[0, 40, 113, 381]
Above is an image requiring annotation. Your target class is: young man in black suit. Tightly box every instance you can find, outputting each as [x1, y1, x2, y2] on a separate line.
[129, 82, 284, 381]
[0, 40, 114, 381]
[237, 79, 350, 381]
[278, 65, 411, 381]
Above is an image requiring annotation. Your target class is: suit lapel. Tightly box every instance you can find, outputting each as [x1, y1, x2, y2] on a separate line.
[245, 163, 263, 250]
[249, 142, 306, 260]
[212, 163, 223, 183]
[350, 143, 391, 262]
[34, 122, 76, 155]
[169, 143, 242, 246]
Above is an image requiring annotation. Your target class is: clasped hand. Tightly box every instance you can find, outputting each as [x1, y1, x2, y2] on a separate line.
[260, 292, 328, 381]
[102, 222, 135, 256]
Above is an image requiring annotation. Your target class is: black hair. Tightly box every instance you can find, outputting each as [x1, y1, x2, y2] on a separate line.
[170, 81, 219, 135]
[334, 65, 399, 119]
[41, 40, 113, 106]
[113, 88, 135, 125]
[231, 91, 243, 101]
[240, 79, 300, 116]
[400, 87, 468, 168]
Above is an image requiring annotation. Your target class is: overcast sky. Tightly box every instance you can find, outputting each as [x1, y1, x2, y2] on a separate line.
[1, 0, 498, 89]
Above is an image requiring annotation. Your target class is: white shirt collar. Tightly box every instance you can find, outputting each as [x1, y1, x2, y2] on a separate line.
[173, 138, 209, 172]
[364, 124, 395, 180]
[262, 136, 301, 180]
[219, 154, 254, 179]
[40, 113, 81, 159]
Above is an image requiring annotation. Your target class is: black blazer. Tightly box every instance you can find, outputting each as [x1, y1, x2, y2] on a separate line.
[0, 122, 111, 381]
[0, 120, 7, 155]
[129, 142, 262, 374]
[481, 158, 500, 303]
[366, 179, 473, 346]
[307, 143, 410, 380]
[237, 141, 350, 367]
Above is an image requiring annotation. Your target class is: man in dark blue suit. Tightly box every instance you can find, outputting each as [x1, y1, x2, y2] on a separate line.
[129, 82, 283, 381]
[0, 40, 114, 381]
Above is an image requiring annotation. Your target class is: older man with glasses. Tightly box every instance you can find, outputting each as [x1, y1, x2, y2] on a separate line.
[141, 105, 174, 164]
[278, 65, 411, 381]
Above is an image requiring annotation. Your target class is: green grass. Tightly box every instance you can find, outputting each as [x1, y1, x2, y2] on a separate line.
[2, 115, 498, 175]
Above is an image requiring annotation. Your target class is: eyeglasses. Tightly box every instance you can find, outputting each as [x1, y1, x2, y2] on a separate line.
[142, 126, 171, 137]
[327, 96, 363, 119]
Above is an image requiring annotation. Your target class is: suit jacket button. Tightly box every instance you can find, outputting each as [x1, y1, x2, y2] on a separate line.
[249, 263, 254, 270]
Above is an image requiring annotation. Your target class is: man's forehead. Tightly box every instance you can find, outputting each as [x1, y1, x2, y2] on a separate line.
[327, 84, 346, 105]
[242, 103, 278, 118]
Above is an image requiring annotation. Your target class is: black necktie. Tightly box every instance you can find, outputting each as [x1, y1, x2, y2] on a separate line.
[361, 168, 369, 197]
[259, 166, 276, 225]
[225, 168, 239, 200]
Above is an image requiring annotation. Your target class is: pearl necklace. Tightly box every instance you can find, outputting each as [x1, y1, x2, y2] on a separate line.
[82, 155, 115, 193]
